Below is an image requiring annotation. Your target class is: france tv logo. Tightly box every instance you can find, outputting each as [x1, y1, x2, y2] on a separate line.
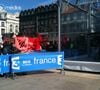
[57, 55, 63, 65]
[11, 56, 20, 70]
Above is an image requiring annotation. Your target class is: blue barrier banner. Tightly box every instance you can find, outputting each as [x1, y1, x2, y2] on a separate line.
[11, 52, 64, 73]
[0, 55, 10, 74]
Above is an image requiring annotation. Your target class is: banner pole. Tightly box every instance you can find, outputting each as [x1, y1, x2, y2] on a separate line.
[58, 0, 61, 52]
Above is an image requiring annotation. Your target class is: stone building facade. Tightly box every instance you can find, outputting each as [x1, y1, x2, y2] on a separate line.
[0, 9, 19, 36]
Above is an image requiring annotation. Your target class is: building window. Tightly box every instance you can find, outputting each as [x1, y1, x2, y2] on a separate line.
[0, 13, 6, 19]
[1, 29, 5, 35]
[10, 25, 13, 32]
[73, 13, 77, 20]
[15, 25, 18, 33]
[0, 14, 5, 19]
[0, 14, 1, 18]
[61, 17, 63, 22]
[53, 19, 57, 23]
[81, 13, 85, 19]
[41, 21, 44, 25]
[77, 12, 81, 19]
[74, 24, 76, 32]
[1, 22, 5, 27]
[67, 15, 70, 21]
[62, 16, 67, 22]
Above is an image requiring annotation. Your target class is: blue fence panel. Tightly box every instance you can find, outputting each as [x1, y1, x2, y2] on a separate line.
[0, 55, 10, 75]
[11, 52, 64, 73]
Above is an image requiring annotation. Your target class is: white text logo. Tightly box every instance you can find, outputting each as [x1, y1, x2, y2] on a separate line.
[12, 57, 20, 70]
[57, 55, 63, 65]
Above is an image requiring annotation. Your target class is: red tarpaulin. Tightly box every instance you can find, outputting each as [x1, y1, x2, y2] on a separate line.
[14, 36, 42, 53]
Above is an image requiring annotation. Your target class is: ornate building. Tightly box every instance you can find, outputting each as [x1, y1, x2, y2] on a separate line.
[0, 9, 19, 36]
[6, 13, 19, 35]
[0, 9, 6, 35]
[19, 2, 100, 56]
[19, 4, 58, 40]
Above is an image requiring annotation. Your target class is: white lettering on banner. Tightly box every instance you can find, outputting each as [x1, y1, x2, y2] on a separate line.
[0, 59, 1, 72]
[34, 57, 56, 64]
[4, 59, 9, 67]
[58, 55, 63, 65]
[22, 60, 32, 66]
[12, 57, 20, 70]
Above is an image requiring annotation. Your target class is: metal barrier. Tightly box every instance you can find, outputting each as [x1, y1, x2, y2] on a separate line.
[0, 55, 10, 75]
[0, 52, 64, 78]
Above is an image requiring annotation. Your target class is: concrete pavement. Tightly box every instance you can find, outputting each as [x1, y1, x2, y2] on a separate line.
[0, 70, 100, 90]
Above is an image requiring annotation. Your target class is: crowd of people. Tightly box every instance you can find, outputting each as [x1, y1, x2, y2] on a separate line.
[0, 33, 20, 55]
[0, 33, 58, 55]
